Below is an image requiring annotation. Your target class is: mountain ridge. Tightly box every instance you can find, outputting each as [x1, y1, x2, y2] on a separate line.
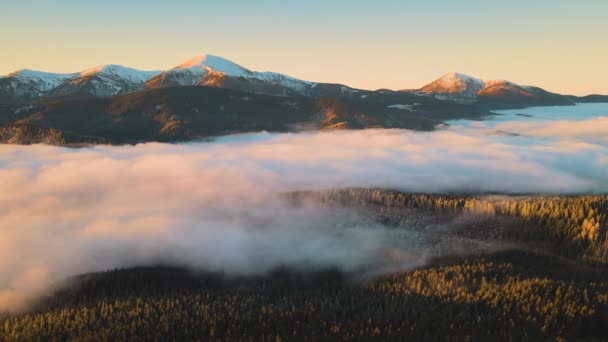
[1, 56, 607, 145]
[1, 54, 357, 101]
[2, 56, 605, 108]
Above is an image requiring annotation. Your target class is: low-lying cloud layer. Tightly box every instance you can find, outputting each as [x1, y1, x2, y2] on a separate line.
[0, 116, 607, 312]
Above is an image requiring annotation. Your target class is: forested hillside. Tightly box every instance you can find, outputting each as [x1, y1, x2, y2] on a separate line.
[2, 190, 607, 341]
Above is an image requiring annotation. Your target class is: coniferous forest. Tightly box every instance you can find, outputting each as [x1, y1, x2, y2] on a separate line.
[1, 190, 607, 341]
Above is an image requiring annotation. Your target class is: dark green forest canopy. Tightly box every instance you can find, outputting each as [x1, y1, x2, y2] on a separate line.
[2, 190, 608, 341]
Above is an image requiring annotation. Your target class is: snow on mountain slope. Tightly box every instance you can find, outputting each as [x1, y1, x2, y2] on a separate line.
[80, 65, 161, 83]
[5, 69, 77, 85]
[145, 54, 314, 96]
[419, 72, 485, 99]
[176, 54, 250, 77]
[255, 71, 312, 93]
[0, 65, 162, 99]
[477, 80, 534, 97]
[1, 54, 362, 101]
[0, 69, 78, 99]
[2, 57, 572, 108]
[51, 65, 161, 97]
[415, 72, 573, 107]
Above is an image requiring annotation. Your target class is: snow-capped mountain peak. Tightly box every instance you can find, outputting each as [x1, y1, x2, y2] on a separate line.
[441, 72, 482, 83]
[79, 64, 161, 83]
[1, 54, 347, 100]
[415, 72, 572, 106]
[45, 65, 162, 97]
[0, 69, 78, 97]
[434, 72, 484, 90]
[175, 54, 250, 77]
[143, 53, 317, 96]
[419, 72, 486, 99]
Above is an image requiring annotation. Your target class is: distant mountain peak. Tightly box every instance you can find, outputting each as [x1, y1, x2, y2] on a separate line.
[178, 54, 226, 67]
[0, 69, 78, 97]
[142, 53, 322, 96]
[443, 72, 478, 80]
[175, 54, 250, 77]
[1, 57, 581, 108]
[80, 64, 132, 76]
[439, 72, 484, 85]
[420, 72, 485, 98]
[4, 69, 76, 80]
[78, 64, 161, 83]
[416, 72, 574, 107]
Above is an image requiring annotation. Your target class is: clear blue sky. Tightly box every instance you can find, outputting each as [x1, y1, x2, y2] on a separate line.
[1, 0, 607, 94]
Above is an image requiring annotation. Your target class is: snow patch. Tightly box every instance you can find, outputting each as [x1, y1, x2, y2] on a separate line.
[388, 103, 421, 112]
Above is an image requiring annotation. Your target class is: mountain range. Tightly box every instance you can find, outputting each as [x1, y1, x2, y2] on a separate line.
[0, 54, 364, 102]
[1, 54, 606, 145]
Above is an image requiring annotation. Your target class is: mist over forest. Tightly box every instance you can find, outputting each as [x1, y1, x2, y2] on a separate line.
[1, 110, 607, 311]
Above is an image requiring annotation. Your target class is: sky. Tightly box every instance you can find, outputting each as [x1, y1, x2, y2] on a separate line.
[1, 0, 607, 95]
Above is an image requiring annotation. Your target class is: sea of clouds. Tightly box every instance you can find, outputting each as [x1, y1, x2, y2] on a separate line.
[0, 109, 607, 312]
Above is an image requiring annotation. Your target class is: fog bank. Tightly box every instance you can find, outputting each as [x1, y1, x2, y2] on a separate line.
[0, 116, 607, 312]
